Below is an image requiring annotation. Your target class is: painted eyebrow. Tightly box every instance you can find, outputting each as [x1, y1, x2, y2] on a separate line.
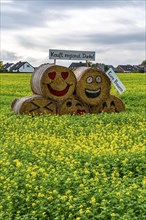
[76, 103, 82, 107]
[66, 99, 72, 102]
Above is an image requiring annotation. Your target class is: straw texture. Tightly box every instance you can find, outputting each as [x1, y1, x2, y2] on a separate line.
[12, 95, 57, 115]
[59, 95, 90, 115]
[74, 67, 111, 105]
[12, 64, 125, 116]
[92, 95, 125, 113]
[31, 64, 77, 101]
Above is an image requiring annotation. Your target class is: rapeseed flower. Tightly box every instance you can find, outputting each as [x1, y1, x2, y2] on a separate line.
[0, 73, 146, 219]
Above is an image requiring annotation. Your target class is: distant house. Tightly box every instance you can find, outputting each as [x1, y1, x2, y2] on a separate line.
[139, 65, 146, 73]
[10, 61, 34, 73]
[2, 63, 14, 72]
[69, 62, 87, 70]
[133, 65, 140, 71]
[117, 65, 135, 73]
[133, 65, 145, 73]
[95, 63, 105, 72]
[107, 65, 117, 72]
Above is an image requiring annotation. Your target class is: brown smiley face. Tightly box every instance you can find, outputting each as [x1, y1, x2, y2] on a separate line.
[100, 95, 125, 113]
[41, 65, 76, 101]
[74, 68, 111, 105]
[59, 95, 89, 115]
[91, 95, 125, 114]
[12, 95, 57, 115]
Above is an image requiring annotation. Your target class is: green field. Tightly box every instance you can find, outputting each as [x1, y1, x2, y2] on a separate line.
[0, 73, 146, 220]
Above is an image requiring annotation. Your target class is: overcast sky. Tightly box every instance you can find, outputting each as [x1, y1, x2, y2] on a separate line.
[1, 0, 145, 67]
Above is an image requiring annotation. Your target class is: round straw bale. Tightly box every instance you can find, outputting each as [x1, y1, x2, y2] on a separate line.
[11, 95, 57, 115]
[88, 102, 103, 114]
[94, 95, 125, 113]
[31, 64, 76, 101]
[59, 95, 89, 115]
[74, 67, 111, 105]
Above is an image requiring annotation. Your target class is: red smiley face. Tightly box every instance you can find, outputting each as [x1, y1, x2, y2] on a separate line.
[47, 71, 72, 97]
[31, 64, 77, 101]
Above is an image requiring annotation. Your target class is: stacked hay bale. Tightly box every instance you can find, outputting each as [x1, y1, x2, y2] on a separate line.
[11, 95, 57, 116]
[73, 67, 125, 114]
[58, 95, 89, 115]
[31, 64, 76, 101]
[91, 95, 125, 113]
[12, 64, 79, 115]
[11, 64, 125, 116]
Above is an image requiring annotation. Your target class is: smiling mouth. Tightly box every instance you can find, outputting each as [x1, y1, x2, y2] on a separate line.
[77, 109, 86, 114]
[47, 84, 70, 96]
[85, 88, 101, 98]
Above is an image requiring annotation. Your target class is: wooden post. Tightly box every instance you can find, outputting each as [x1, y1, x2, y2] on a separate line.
[54, 59, 56, 65]
[86, 60, 88, 67]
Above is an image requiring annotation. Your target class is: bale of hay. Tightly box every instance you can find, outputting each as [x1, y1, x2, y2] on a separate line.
[88, 103, 103, 114]
[31, 64, 77, 102]
[74, 67, 111, 105]
[92, 95, 125, 113]
[11, 95, 57, 115]
[58, 95, 90, 115]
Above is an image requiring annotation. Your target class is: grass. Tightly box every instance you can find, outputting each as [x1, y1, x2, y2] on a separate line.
[0, 73, 146, 220]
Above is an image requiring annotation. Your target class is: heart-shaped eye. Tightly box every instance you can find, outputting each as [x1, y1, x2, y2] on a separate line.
[48, 72, 56, 79]
[61, 72, 68, 79]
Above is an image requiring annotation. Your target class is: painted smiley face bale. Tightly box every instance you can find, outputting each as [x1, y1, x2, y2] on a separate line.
[96, 95, 125, 113]
[88, 103, 102, 114]
[31, 64, 76, 101]
[59, 95, 90, 115]
[11, 95, 57, 115]
[74, 67, 111, 105]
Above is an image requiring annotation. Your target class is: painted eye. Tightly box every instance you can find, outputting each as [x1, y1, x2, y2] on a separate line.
[96, 76, 102, 83]
[76, 103, 82, 107]
[66, 101, 72, 107]
[102, 102, 107, 108]
[86, 76, 93, 83]
[61, 72, 69, 79]
[48, 72, 56, 79]
[111, 101, 115, 107]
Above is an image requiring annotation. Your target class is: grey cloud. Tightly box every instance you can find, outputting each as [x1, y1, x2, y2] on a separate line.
[1, 11, 44, 29]
[1, 49, 44, 66]
[113, 18, 137, 26]
[1, 50, 23, 61]
[16, 33, 87, 51]
[2, 0, 145, 30]
[17, 37, 42, 50]
[1, 6, 69, 29]
[45, 31, 145, 48]
[86, 32, 145, 45]
[1, 0, 71, 30]
[16, 30, 145, 54]
[11, 0, 144, 10]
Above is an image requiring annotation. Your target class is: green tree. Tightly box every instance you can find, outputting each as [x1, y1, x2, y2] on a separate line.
[0, 61, 4, 72]
[0, 61, 3, 67]
[141, 60, 146, 66]
[104, 65, 109, 72]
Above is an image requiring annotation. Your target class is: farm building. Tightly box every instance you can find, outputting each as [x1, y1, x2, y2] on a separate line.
[2, 61, 34, 73]
[117, 65, 135, 73]
[2, 63, 14, 71]
[10, 61, 34, 73]
[69, 62, 87, 70]
[106, 65, 118, 72]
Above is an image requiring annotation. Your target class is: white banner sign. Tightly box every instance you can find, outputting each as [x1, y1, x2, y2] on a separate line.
[49, 49, 95, 61]
[105, 68, 126, 94]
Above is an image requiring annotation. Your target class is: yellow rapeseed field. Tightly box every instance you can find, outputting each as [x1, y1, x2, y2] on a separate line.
[0, 73, 146, 219]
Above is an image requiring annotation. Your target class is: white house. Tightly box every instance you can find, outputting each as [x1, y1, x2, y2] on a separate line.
[10, 61, 34, 73]
[3, 63, 14, 71]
